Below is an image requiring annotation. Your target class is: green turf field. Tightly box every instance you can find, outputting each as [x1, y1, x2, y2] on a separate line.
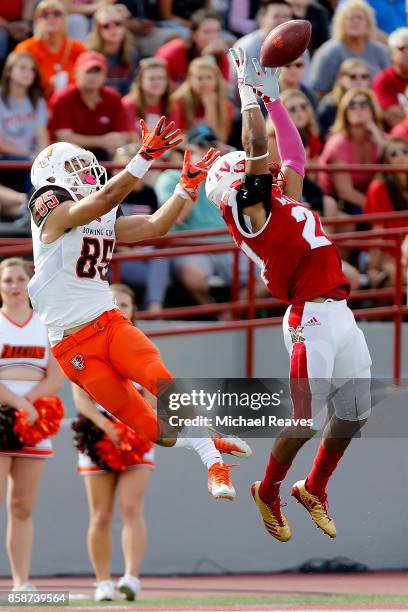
[64, 593, 408, 607]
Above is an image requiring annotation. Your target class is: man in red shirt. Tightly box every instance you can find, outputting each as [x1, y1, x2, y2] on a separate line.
[372, 27, 408, 129]
[49, 51, 132, 160]
[0, 0, 33, 63]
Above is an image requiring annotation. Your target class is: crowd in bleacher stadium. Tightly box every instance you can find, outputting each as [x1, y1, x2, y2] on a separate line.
[0, 0, 407, 314]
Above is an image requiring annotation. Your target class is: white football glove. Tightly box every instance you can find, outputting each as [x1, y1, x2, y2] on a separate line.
[247, 58, 281, 104]
[229, 47, 259, 113]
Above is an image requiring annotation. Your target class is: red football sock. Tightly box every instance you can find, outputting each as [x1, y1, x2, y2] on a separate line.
[259, 453, 291, 504]
[306, 443, 344, 498]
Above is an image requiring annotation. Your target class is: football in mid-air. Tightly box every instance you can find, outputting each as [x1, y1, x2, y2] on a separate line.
[260, 20, 312, 67]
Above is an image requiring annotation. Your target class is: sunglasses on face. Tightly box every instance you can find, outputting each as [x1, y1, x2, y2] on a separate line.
[388, 146, 408, 158]
[99, 20, 124, 30]
[285, 61, 304, 69]
[40, 10, 63, 18]
[348, 99, 370, 110]
[287, 102, 308, 113]
[347, 72, 370, 80]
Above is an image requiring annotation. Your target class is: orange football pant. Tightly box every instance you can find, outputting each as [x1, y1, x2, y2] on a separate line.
[51, 309, 174, 442]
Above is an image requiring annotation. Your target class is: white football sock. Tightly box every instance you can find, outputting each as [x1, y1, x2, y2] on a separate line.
[174, 426, 222, 469]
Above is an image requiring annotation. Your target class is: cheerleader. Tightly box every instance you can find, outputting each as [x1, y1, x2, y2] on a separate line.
[0, 257, 63, 591]
[72, 284, 154, 603]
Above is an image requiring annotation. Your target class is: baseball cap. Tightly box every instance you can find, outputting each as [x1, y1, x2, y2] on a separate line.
[186, 124, 218, 147]
[75, 51, 107, 72]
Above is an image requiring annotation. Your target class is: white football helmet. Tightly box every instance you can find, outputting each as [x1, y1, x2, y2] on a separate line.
[205, 150, 247, 208]
[31, 142, 107, 199]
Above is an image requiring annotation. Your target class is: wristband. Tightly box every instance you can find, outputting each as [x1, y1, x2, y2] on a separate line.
[174, 183, 191, 200]
[125, 154, 153, 179]
[246, 152, 269, 161]
[239, 84, 259, 114]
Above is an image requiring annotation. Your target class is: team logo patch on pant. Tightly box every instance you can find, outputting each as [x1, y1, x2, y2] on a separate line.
[289, 325, 305, 344]
[70, 354, 86, 370]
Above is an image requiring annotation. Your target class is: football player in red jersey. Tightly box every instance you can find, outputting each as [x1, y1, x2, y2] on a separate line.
[204, 48, 371, 540]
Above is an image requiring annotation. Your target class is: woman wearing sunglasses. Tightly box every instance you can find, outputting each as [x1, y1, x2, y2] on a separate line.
[319, 88, 383, 214]
[365, 136, 408, 286]
[15, 0, 86, 102]
[317, 58, 371, 138]
[86, 5, 138, 96]
[310, 0, 389, 99]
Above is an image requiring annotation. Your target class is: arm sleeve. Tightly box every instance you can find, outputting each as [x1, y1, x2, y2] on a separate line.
[29, 186, 73, 227]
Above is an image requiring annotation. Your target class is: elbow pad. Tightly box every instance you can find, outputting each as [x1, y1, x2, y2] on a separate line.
[236, 173, 273, 213]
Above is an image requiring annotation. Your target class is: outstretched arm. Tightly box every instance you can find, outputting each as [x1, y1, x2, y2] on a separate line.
[41, 117, 183, 241]
[115, 147, 220, 242]
[245, 54, 306, 201]
[230, 47, 270, 177]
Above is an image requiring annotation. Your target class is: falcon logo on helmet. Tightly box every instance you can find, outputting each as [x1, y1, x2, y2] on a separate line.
[31, 142, 107, 200]
[205, 150, 247, 208]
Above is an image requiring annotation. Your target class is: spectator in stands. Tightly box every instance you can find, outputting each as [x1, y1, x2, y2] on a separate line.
[115, 1, 176, 58]
[0, 0, 34, 65]
[232, 0, 292, 61]
[0, 52, 48, 193]
[286, 0, 330, 56]
[72, 283, 154, 603]
[86, 4, 138, 96]
[63, 0, 117, 42]
[337, 0, 406, 35]
[113, 144, 170, 312]
[0, 52, 48, 160]
[122, 58, 174, 139]
[364, 136, 408, 285]
[310, 0, 390, 98]
[372, 28, 408, 130]
[319, 87, 383, 214]
[317, 58, 371, 138]
[49, 50, 131, 160]
[0, 185, 28, 220]
[391, 86, 408, 139]
[15, 0, 86, 101]
[171, 57, 234, 143]
[155, 125, 253, 309]
[156, 9, 229, 85]
[228, 0, 262, 35]
[279, 55, 317, 109]
[0, 257, 63, 593]
[155, 0, 211, 39]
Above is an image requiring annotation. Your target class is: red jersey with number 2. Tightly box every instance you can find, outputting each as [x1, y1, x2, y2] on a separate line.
[221, 182, 350, 303]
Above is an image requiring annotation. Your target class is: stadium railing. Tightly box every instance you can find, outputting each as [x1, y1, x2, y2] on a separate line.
[0, 161, 407, 381]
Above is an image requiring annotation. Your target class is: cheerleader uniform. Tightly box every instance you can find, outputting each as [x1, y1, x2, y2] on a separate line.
[77, 385, 155, 475]
[0, 311, 53, 458]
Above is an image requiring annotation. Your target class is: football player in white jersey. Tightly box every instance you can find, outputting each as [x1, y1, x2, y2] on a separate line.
[28, 117, 250, 500]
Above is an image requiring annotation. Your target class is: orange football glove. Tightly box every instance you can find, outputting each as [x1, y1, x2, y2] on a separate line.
[139, 116, 183, 160]
[178, 148, 221, 202]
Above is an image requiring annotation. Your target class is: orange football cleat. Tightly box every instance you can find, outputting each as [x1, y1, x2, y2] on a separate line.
[208, 462, 236, 500]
